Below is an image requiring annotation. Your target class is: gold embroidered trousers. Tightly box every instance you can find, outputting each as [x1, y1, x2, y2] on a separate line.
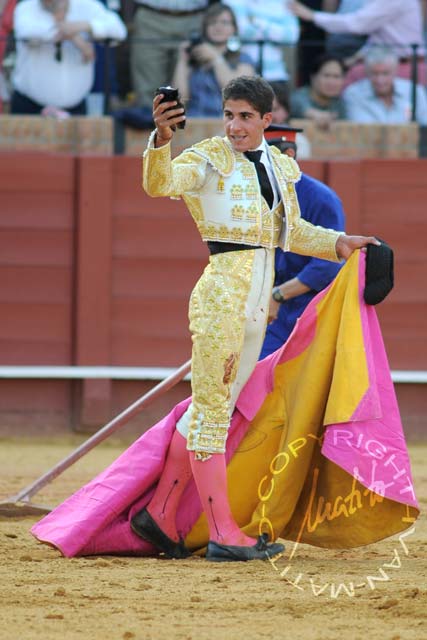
[177, 247, 275, 455]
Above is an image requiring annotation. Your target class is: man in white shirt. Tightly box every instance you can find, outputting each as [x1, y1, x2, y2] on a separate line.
[343, 46, 427, 125]
[11, 0, 126, 115]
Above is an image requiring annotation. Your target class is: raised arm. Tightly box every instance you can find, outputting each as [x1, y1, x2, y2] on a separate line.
[289, 0, 402, 35]
[142, 92, 206, 198]
[172, 42, 192, 103]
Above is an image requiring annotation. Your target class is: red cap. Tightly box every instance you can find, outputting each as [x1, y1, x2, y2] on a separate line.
[264, 124, 303, 145]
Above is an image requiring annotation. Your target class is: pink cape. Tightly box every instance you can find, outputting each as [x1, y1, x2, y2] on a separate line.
[31, 252, 419, 556]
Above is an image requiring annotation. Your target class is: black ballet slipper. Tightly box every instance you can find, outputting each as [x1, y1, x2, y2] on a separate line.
[130, 507, 191, 559]
[206, 533, 285, 562]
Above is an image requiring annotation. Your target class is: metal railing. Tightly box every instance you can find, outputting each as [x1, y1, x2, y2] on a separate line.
[1, 36, 425, 120]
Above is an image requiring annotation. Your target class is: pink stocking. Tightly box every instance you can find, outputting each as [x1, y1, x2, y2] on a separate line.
[146, 429, 192, 541]
[190, 451, 256, 546]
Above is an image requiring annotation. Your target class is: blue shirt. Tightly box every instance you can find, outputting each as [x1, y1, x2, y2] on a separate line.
[260, 174, 345, 359]
[290, 85, 347, 120]
[187, 52, 253, 117]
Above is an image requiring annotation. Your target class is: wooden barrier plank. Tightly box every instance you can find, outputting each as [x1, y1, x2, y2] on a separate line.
[75, 157, 114, 425]
[0, 266, 70, 302]
[383, 262, 427, 302]
[113, 183, 190, 219]
[0, 379, 70, 411]
[0, 153, 75, 191]
[112, 258, 204, 297]
[299, 160, 326, 182]
[0, 153, 76, 381]
[112, 298, 189, 339]
[0, 230, 73, 266]
[0, 302, 71, 341]
[75, 157, 113, 364]
[0, 193, 74, 229]
[111, 156, 144, 217]
[113, 216, 206, 260]
[326, 160, 363, 233]
[358, 160, 427, 370]
[378, 302, 427, 334]
[111, 336, 191, 368]
[0, 340, 72, 365]
[362, 159, 426, 186]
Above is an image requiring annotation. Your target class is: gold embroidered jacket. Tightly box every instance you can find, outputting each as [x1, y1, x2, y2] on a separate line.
[143, 133, 341, 261]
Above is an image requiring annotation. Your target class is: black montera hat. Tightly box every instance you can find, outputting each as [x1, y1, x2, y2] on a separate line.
[364, 238, 394, 305]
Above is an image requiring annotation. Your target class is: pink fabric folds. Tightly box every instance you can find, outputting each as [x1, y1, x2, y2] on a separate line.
[321, 256, 417, 510]
[31, 252, 418, 556]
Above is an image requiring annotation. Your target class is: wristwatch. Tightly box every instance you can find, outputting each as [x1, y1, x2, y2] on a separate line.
[272, 286, 286, 303]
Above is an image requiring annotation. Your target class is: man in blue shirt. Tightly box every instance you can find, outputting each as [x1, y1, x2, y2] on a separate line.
[260, 125, 345, 358]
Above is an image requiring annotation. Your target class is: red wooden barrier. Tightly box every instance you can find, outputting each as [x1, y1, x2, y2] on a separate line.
[328, 159, 427, 370]
[0, 153, 426, 436]
[75, 157, 114, 424]
[0, 154, 76, 428]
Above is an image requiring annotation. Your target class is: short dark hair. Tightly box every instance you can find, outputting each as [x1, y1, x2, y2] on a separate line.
[269, 80, 290, 114]
[222, 75, 274, 116]
[202, 2, 238, 39]
[310, 53, 346, 77]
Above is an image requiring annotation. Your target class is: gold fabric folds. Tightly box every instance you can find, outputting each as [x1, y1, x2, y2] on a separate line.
[185, 254, 419, 550]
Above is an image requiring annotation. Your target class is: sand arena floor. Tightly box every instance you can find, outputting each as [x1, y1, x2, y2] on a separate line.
[0, 437, 426, 640]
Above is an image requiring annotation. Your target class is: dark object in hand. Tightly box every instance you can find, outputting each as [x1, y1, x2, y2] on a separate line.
[186, 30, 203, 55]
[364, 237, 394, 305]
[54, 41, 62, 63]
[154, 86, 186, 130]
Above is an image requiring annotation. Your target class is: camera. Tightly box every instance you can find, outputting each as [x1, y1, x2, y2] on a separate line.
[186, 30, 203, 55]
[154, 86, 186, 130]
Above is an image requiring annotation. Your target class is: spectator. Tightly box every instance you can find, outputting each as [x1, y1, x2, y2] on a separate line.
[269, 80, 292, 124]
[11, 0, 127, 116]
[269, 81, 312, 157]
[323, 0, 367, 59]
[226, 0, 300, 83]
[289, 0, 426, 84]
[0, 0, 16, 112]
[172, 2, 254, 118]
[422, 0, 427, 52]
[290, 53, 346, 129]
[343, 46, 427, 124]
[130, 1, 209, 109]
[296, 1, 326, 87]
[87, 0, 122, 115]
[114, 0, 135, 103]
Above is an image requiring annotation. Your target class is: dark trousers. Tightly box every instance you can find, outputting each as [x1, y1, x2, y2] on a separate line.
[10, 90, 87, 115]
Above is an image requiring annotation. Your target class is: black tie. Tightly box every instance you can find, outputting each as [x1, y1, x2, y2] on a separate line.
[244, 150, 274, 209]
